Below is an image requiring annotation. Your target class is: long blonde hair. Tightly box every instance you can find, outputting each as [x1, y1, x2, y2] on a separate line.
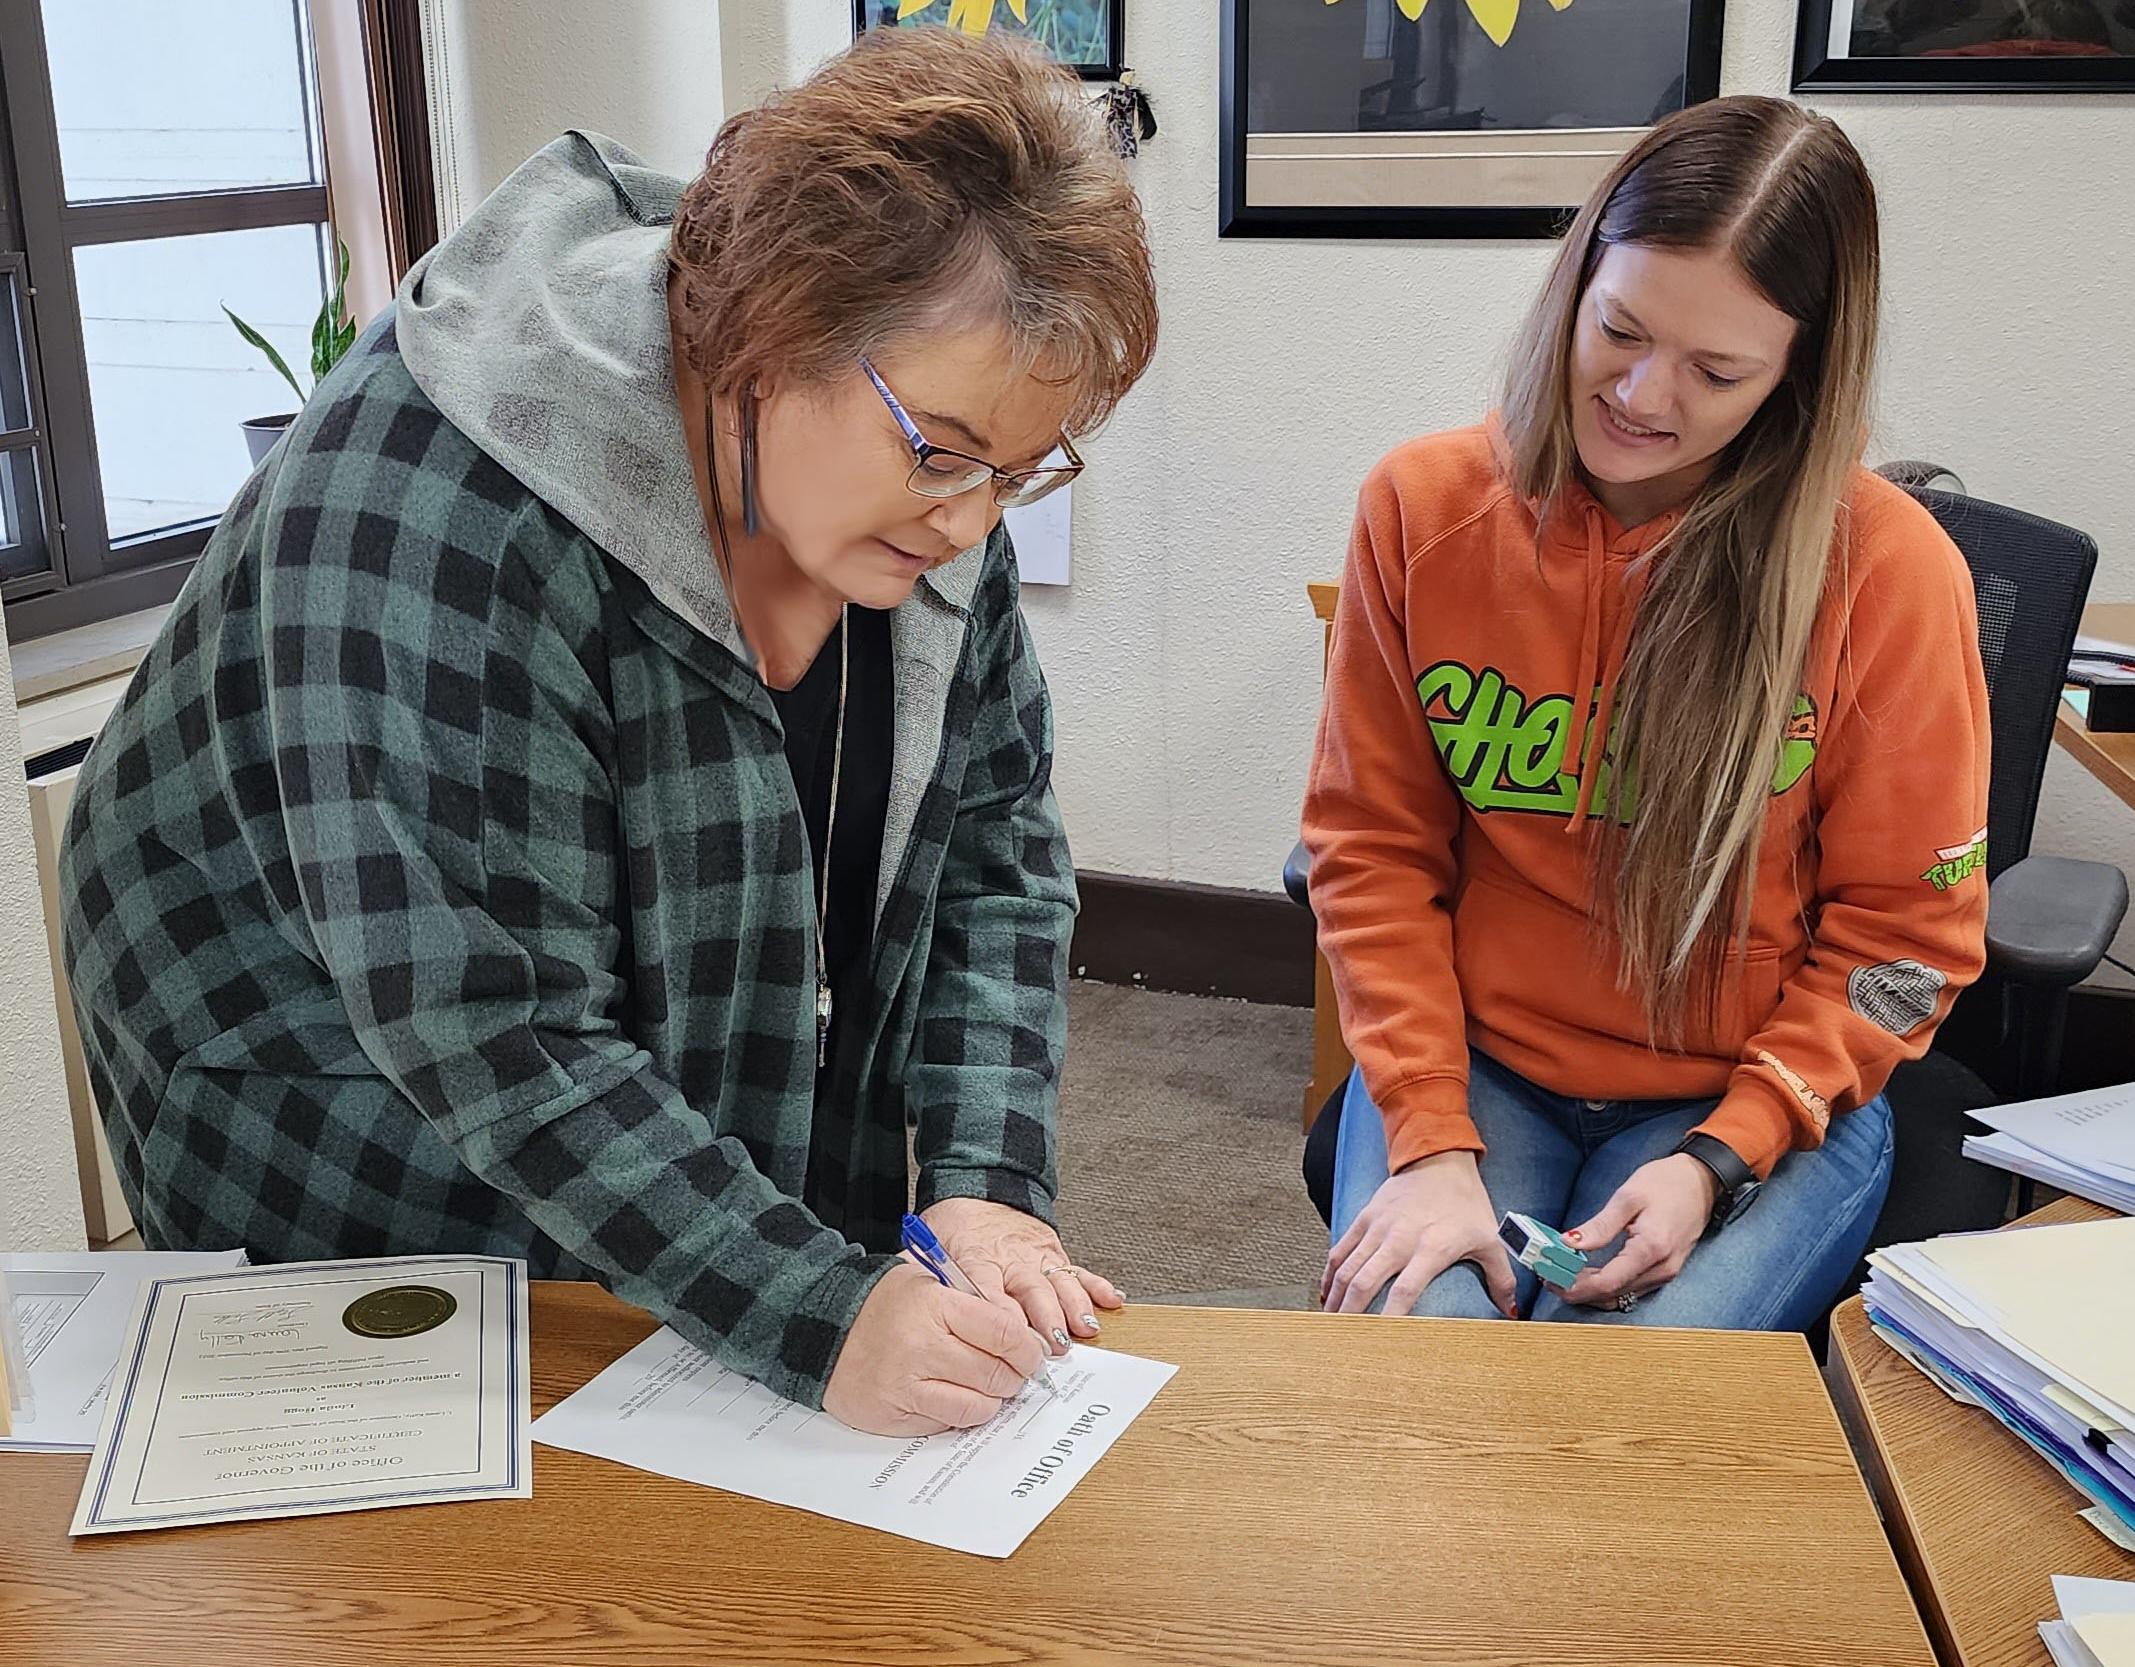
[1500, 97, 1882, 1037]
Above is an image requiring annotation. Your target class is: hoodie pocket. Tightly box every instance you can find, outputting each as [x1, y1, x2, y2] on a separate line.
[1452, 868, 1784, 1070]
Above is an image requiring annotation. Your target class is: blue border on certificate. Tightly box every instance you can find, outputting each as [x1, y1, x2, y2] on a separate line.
[82, 1257, 525, 1529]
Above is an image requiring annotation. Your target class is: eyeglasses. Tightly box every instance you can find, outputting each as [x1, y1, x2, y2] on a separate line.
[860, 356, 1083, 510]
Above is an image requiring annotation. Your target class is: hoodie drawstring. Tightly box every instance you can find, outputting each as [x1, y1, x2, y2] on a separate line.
[1565, 506, 1609, 831]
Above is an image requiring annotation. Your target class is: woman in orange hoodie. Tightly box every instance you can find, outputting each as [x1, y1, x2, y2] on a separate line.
[1306, 96, 1989, 1329]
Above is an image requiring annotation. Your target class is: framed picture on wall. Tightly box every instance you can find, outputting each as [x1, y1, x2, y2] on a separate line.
[1794, 0, 2135, 91]
[1220, 0, 1724, 240]
[853, 1, 1126, 80]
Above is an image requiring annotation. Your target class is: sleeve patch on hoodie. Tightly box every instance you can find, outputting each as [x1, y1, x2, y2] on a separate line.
[1920, 829, 1987, 892]
[1848, 959, 1947, 1037]
[1754, 1049, 1831, 1133]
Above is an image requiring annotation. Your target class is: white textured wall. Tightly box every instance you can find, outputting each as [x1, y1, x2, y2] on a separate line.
[716, 1, 844, 114]
[590, 2, 2135, 989]
[0, 606, 85, 1251]
[433, 0, 725, 203]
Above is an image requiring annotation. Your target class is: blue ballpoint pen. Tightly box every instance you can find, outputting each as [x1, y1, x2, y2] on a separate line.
[899, 1213, 1063, 1399]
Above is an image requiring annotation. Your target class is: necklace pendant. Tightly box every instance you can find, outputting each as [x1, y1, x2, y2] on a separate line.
[815, 978, 833, 1070]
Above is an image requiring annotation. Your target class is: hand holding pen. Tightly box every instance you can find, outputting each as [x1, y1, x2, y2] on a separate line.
[820, 1249, 1057, 1437]
[901, 1214, 1063, 1400]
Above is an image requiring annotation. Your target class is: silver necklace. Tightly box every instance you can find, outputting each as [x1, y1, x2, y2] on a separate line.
[813, 607, 848, 1070]
[703, 398, 848, 1075]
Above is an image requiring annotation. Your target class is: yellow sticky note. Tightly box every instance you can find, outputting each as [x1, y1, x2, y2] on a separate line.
[2047, 1383, 2128, 1434]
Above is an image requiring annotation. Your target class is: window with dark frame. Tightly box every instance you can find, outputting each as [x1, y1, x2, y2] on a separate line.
[0, 0, 333, 642]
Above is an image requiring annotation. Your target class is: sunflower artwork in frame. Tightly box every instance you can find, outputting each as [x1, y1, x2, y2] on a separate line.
[854, 0, 1126, 80]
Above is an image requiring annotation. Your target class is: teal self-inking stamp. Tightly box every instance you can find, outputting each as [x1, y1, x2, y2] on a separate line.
[1498, 1211, 1589, 1290]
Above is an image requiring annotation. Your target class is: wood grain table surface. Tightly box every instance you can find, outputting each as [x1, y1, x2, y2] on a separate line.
[2, 1289, 1933, 1667]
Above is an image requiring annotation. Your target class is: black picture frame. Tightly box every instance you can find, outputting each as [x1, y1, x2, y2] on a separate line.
[851, 1, 1125, 81]
[1221, 0, 1725, 241]
[1793, 0, 2135, 91]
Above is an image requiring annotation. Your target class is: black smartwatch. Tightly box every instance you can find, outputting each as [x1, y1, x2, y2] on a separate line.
[1673, 1132, 1761, 1232]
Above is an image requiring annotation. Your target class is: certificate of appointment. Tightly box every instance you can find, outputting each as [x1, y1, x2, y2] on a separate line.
[71, 1256, 531, 1535]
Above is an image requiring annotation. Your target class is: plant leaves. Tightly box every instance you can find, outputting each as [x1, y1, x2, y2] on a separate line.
[1398, 0, 1429, 16]
[1006, 0, 1028, 21]
[312, 238, 355, 384]
[896, 0, 936, 14]
[223, 305, 307, 406]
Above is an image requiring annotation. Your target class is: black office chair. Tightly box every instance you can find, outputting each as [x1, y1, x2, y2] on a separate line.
[1293, 474, 2128, 1248]
[1861, 484, 2124, 1256]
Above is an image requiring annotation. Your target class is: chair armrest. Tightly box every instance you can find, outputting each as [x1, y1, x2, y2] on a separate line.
[1284, 838, 1312, 911]
[1985, 854, 2130, 989]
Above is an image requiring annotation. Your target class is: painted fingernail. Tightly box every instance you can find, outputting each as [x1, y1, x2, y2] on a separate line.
[1082, 1314, 1101, 1332]
[1051, 1327, 1071, 1348]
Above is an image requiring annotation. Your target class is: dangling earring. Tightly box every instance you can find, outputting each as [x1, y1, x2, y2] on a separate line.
[740, 381, 761, 536]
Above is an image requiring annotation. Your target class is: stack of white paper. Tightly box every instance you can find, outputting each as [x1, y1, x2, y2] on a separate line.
[1, 1250, 248, 1452]
[1963, 1084, 2135, 1214]
[2041, 1576, 2135, 1667]
[1863, 1218, 2135, 1548]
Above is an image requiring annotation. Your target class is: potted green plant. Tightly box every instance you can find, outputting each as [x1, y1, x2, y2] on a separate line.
[225, 238, 357, 466]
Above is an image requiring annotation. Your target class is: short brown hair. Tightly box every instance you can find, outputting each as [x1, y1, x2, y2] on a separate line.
[671, 29, 1156, 435]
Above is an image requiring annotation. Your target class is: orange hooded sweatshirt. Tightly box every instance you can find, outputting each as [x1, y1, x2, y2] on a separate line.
[1303, 425, 1990, 1179]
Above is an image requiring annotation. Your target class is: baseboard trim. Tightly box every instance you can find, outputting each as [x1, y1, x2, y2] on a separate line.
[1070, 871, 2135, 1092]
[1071, 871, 1314, 1008]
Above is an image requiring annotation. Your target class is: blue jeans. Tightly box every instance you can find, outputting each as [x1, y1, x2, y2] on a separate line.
[1329, 1051, 1894, 1330]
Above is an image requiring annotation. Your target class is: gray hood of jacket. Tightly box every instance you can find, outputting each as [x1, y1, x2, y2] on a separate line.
[393, 130, 992, 924]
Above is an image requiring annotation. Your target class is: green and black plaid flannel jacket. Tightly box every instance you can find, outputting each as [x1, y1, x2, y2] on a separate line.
[58, 317, 1075, 1407]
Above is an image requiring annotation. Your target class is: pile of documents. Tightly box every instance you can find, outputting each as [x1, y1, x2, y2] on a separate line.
[1863, 1216, 2135, 1548]
[1, 1250, 248, 1451]
[2041, 1576, 2135, 1667]
[1964, 1083, 2135, 1214]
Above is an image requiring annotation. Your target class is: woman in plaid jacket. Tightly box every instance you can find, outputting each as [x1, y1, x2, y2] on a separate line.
[59, 32, 1156, 1436]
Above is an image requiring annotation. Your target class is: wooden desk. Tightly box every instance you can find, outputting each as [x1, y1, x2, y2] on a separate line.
[2, 1291, 1932, 1666]
[1825, 1196, 2133, 1667]
[2056, 602, 2135, 813]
